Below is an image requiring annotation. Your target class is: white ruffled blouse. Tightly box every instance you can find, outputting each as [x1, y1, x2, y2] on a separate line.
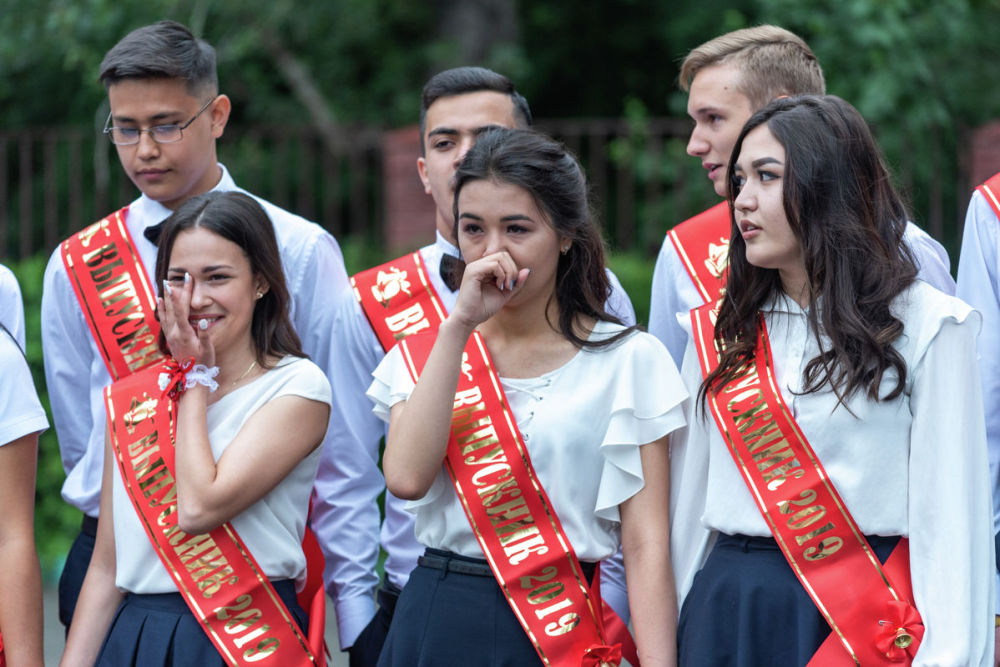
[670, 280, 995, 666]
[367, 320, 687, 562]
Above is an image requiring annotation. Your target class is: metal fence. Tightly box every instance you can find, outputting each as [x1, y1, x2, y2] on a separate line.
[0, 118, 955, 262]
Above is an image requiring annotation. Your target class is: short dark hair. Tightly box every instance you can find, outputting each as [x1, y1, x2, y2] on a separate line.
[99, 20, 218, 97]
[452, 128, 633, 349]
[701, 94, 917, 410]
[154, 191, 304, 366]
[419, 67, 532, 153]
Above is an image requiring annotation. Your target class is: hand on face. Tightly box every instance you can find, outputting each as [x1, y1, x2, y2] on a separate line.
[449, 251, 531, 330]
[158, 273, 216, 367]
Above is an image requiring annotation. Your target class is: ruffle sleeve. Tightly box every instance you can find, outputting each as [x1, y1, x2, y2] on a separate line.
[594, 331, 688, 522]
[366, 343, 416, 424]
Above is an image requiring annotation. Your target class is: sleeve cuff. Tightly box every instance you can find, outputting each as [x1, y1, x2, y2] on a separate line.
[335, 592, 378, 650]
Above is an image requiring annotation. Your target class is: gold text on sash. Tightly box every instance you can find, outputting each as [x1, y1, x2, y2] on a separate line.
[82, 241, 160, 372]
[120, 396, 285, 661]
[721, 364, 843, 562]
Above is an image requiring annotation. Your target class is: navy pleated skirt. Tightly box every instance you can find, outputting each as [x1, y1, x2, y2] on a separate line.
[378, 548, 600, 667]
[95, 579, 308, 667]
[678, 533, 899, 667]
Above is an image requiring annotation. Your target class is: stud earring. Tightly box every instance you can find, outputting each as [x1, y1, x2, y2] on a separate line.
[560, 245, 570, 255]
[256, 291, 264, 299]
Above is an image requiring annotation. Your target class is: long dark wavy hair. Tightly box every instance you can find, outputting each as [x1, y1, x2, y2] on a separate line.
[154, 191, 304, 367]
[452, 127, 633, 349]
[700, 95, 918, 409]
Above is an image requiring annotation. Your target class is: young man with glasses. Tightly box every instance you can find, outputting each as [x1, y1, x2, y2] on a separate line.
[41, 19, 349, 633]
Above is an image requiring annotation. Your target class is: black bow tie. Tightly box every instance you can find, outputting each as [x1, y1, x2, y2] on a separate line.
[439, 254, 465, 292]
[143, 222, 164, 246]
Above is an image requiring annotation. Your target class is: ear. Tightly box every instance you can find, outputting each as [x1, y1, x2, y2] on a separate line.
[209, 94, 232, 139]
[416, 156, 433, 195]
[254, 276, 270, 299]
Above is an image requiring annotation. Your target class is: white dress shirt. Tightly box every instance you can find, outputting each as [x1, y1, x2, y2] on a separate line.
[113, 357, 331, 593]
[649, 214, 957, 367]
[0, 263, 26, 348]
[1, 268, 48, 447]
[314, 232, 637, 647]
[41, 164, 349, 519]
[956, 185, 1000, 612]
[367, 320, 685, 566]
[670, 281, 994, 666]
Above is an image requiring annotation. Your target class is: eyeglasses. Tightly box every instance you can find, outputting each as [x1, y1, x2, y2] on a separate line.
[103, 96, 218, 146]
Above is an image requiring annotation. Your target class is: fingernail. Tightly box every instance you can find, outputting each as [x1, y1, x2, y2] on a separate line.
[184, 272, 191, 284]
[508, 280, 514, 290]
[163, 280, 172, 296]
[198, 319, 208, 331]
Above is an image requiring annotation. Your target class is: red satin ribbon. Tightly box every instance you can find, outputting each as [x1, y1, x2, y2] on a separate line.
[875, 600, 924, 662]
[582, 643, 622, 666]
[157, 357, 195, 400]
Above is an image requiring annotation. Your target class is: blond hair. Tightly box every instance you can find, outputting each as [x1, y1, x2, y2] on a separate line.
[679, 25, 824, 110]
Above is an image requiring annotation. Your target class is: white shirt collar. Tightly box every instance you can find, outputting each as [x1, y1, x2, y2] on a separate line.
[435, 230, 460, 259]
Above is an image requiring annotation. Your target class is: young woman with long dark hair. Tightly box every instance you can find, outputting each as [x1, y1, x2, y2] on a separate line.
[672, 94, 993, 665]
[62, 191, 331, 666]
[370, 128, 684, 666]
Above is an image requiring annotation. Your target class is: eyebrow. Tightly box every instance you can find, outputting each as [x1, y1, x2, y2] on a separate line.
[689, 105, 722, 118]
[457, 212, 535, 223]
[167, 264, 236, 273]
[751, 157, 782, 168]
[111, 110, 185, 125]
[428, 123, 505, 139]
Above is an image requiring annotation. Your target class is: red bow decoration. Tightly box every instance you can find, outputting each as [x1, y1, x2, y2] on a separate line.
[875, 600, 924, 662]
[582, 643, 622, 667]
[157, 357, 195, 401]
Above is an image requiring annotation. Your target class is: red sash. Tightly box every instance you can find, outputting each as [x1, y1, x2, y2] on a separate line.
[666, 202, 731, 304]
[351, 251, 448, 351]
[692, 303, 923, 664]
[105, 362, 321, 666]
[976, 172, 1000, 220]
[60, 207, 164, 380]
[398, 331, 628, 666]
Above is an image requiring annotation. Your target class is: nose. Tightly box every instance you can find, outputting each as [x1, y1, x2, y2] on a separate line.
[189, 279, 211, 310]
[686, 124, 709, 157]
[454, 135, 476, 168]
[135, 130, 160, 160]
[733, 181, 755, 212]
[483, 228, 505, 256]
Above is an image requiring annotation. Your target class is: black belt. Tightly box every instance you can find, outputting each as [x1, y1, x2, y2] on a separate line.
[417, 548, 597, 582]
[81, 514, 98, 538]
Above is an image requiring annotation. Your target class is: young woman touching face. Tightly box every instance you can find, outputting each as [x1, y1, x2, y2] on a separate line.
[373, 128, 685, 667]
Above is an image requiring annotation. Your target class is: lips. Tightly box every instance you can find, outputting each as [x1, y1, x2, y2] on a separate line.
[136, 168, 169, 181]
[739, 220, 761, 237]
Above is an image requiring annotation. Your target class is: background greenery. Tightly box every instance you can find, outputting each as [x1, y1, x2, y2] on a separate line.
[3, 0, 999, 578]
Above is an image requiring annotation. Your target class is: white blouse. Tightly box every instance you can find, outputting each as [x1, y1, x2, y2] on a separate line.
[367, 320, 687, 561]
[113, 356, 332, 594]
[670, 280, 994, 666]
[0, 329, 48, 447]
